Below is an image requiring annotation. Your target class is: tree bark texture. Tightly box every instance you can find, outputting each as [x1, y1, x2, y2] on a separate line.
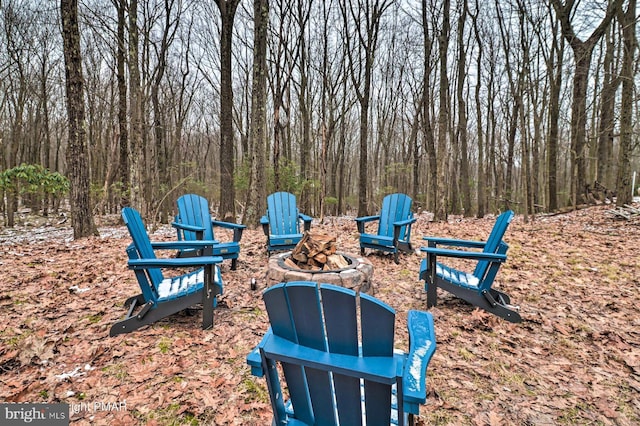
[116, 0, 129, 208]
[60, 0, 98, 238]
[128, 0, 144, 212]
[245, 0, 269, 228]
[216, 0, 240, 222]
[615, 0, 637, 206]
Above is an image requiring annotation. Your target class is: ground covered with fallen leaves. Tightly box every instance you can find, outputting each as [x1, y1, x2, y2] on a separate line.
[1, 204, 639, 425]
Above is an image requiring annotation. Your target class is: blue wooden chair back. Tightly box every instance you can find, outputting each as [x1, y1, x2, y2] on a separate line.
[473, 210, 514, 283]
[266, 192, 301, 235]
[263, 282, 398, 425]
[121, 207, 164, 302]
[378, 193, 414, 240]
[175, 194, 215, 241]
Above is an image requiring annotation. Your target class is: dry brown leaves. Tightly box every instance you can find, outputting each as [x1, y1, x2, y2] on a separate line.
[1, 205, 639, 425]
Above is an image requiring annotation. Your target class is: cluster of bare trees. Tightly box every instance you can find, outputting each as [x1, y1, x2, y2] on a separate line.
[1, 0, 639, 237]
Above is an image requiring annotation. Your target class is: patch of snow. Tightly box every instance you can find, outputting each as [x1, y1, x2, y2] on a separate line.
[55, 367, 85, 380]
[408, 341, 433, 391]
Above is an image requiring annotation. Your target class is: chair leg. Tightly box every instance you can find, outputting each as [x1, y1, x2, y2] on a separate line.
[426, 280, 438, 308]
[426, 257, 438, 308]
[123, 293, 145, 308]
[202, 265, 216, 330]
[231, 258, 238, 271]
[489, 288, 511, 305]
[408, 413, 415, 426]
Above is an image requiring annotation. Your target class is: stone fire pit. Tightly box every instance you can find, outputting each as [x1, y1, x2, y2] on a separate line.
[266, 251, 373, 294]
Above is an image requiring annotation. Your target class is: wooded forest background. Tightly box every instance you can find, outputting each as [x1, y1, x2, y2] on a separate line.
[1, 0, 639, 238]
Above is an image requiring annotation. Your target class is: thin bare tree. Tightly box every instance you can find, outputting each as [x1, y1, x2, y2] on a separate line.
[214, 0, 241, 222]
[339, 0, 393, 217]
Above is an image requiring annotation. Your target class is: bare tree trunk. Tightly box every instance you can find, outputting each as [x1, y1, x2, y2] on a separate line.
[37, 41, 52, 215]
[340, 0, 393, 217]
[128, 0, 144, 212]
[116, 0, 129, 208]
[547, 22, 563, 212]
[422, 0, 437, 215]
[551, 0, 622, 207]
[152, 0, 179, 223]
[297, 0, 311, 212]
[505, 102, 518, 211]
[471, 0, 485, 218]
[60, 0, 98, 238]
[597, 30, 620, 188]
[245, 0, 269, 228]
[615, 0, 636, 206]
[215, 0, 240, 222]
[456, 0, 471, 216]
[435, 0, 451, 221]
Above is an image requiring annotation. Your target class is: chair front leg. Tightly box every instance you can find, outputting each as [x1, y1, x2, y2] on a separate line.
[426, 241, 438, 308]
[202, 264, 214, 329]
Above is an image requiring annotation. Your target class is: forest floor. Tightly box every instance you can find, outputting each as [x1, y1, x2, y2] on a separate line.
[1, 203, 639, 425]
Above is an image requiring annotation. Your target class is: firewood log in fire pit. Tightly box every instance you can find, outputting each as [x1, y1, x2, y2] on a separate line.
[286, 232, 350, 270]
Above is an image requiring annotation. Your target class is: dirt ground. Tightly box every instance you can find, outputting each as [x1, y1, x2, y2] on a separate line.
[1, 204, 639, 425]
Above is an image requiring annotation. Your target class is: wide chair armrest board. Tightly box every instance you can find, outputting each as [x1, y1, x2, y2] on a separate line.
[173, 193, 246, 270]
[246, 281, 436, 425]
[110, 207, 224, 336]
[355, 193, 417, 263]
[418, 210, 521, 322]
[261, 192, 313, 254]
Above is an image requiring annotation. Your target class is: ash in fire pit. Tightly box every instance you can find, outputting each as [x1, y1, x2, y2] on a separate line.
[265, 232, 374, 293]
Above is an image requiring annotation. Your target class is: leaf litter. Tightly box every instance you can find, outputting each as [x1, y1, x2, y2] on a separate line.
[0, 205, 639, 425]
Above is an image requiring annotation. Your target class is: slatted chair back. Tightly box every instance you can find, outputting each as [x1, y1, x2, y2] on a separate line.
[263, 282, 401, 425]
[472, 210, 514, 286]
[266, 191, 301, 236]
[176, 194, 214, 241]
[122, 207, 163, 301]
[378, 193, 414, 241]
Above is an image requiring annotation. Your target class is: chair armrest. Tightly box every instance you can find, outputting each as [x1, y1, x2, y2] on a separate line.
[299, 213, 312, 232]
[403, 310, 436, 406]
[355, 215, 380, 224]
[422, 236, 486, 249]
[247, 330, 272, 377]
[150, 240, 219, 251]
[260, 215, 270, 236]
[355, 215, 380, 233]
[211, 220, 246, 242]
[262, 333, 398, 385]
[127, 255, 223, 270]
[211, 220, 246, 230]
[420, 246, 507, 262]
[171, 222, 206, 233]
[393, 217, 417, 228]
[299, 213, 312, 223]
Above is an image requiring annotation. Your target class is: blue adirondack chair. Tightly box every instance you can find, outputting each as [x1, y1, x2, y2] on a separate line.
[247, 281, 437, 426]
[260, 192, 313, 254]
[418, 210, 520, 322]
[172, 194, 246, 270]
[110, 207, 224, 336]
[355, 193, 417, 263]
